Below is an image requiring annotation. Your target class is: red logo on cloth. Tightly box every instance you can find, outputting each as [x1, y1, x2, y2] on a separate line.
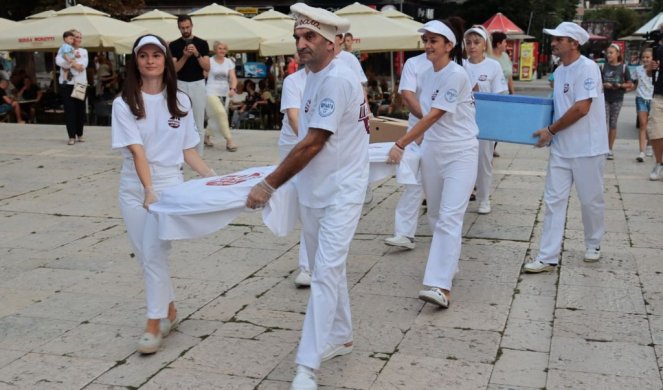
[206, 172, 263, 186]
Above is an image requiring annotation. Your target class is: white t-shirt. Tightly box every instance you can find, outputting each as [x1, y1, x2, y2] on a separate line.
[632, 65, 654, 100]
[111, 91, 200, 166]
[297, 60, 370, 208]
[551, 55, 608, 158]
[206, 57, 235, 97]
[462, 57, 508, 94]
[335, 50, 368, 84]
[55, 47, 88, 85]
[279, 68, 308, 152]
[419, 61, 478, 143]
[399, 53, 432, 128]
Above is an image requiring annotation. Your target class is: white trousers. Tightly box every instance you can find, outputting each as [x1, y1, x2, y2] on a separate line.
[205, 95, 232, 141]
[536, 153, 606, 264]
[394, 183, 423, 238]
[118, 163, 183, 319]
[475, 140, 494, 204]
[420, 139, 478, 290]
[177, 79, 206, 155]
[295, 202, 363, 370]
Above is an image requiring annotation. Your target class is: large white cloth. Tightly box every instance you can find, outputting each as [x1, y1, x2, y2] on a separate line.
[297, 60, 369, 208]
[112, 91, 200, 165]
[551, 55, 608, 158]
[368, 142, 419, 185]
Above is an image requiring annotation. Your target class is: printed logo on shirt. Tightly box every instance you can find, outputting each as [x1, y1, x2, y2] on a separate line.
[479, 74, 488, 82]
[444, 89, 458, 103]
[168, 116, 181, 128]
[584, 78, 595, 91]
[431, 89, 439, 101]
[304, 99, 311, 113]
[206, 172, 263, 186]
[319, 98, 335, 117]
[563, 83, 570, 93]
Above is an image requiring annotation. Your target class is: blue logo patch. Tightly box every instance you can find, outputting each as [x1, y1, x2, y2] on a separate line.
[584, 78, 595, 91]
[319, 98, 335, 117]
[444, 89, 458, 103]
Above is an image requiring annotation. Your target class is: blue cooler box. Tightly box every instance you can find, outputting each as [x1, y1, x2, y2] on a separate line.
[474, 93, 554, 145]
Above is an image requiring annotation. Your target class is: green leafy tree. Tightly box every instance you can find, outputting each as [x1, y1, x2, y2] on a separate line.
[583, 7, 644, 38]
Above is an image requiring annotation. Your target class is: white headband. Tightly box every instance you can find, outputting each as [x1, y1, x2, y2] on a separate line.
[465, 27, 488, 42]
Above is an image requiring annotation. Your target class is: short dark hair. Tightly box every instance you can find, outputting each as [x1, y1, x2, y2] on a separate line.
[63, 30, 75, 39]
[177, 15, 192, 25]
[344, 32, 353, 39]
[491, 32, 507, 48]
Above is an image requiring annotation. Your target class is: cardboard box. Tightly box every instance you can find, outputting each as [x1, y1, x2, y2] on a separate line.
[474, 93, 554, 145]
[369, 116, 408, 143]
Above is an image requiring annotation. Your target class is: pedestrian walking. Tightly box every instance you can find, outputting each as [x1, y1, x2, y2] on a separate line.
[204, 40, 239, 152]
[523, 22, 608, 273]
[632, 48, 654, 162]
[463, 25, 508, 215]
[111, 34, 215, 354]
[387, 18, 479, 309]
[245, 4, 368, 389]
[169, 15, 209, 155]
[383, 52, 430, 250]
[601, 43, 633, 160]
[55, 29, 88, 145]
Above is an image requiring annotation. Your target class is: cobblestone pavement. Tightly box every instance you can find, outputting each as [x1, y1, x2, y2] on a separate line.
[0, 92, 662, 389]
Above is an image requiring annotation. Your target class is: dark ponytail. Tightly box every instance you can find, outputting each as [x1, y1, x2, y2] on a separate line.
[442, 17, 465, 65]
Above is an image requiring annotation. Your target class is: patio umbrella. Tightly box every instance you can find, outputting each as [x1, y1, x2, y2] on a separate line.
[381, 9, 423, 31]
[252, 9, 293, 31]
[130, 9, 180, 42]
[0, 5, 147, 53]
[21, 10, 57, 23]
[189, 3, 288, 52]
[334, 3, 422, 52]
[483, 12, 525, 35]
[635, 12, 663, 35]
[0, 18, 21, 31]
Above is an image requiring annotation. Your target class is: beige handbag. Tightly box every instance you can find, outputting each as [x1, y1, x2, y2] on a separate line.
[70, 82, 87, 101]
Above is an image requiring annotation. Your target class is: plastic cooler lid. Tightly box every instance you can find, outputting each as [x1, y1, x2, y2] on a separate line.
[474, 92, 553, 105]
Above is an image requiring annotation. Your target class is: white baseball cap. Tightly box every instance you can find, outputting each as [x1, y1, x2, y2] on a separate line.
[418, 20, 456, 46]
[133, 35, 167, 55]
[291, 3, 350, 43]
[543, 22, 589, 45]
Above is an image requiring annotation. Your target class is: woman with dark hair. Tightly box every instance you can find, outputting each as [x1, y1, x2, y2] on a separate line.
[388, 18, 479, 308]
[55, 29, 88, 145]
[111, 34, 215, 354]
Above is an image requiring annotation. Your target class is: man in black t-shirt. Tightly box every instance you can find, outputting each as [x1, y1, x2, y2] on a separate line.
[169, 15, 210, 154]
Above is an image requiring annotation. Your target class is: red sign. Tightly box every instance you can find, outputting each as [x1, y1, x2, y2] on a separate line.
[18, 36, 56, 43]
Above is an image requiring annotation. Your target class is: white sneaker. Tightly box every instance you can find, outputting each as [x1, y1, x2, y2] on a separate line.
[478, 201, 491, 214]
[294, 268, 312, 288]
[291, 365, 317, 390]
[523, 259, 556, 273]
[607, 150, 614, 160]
[584, 247, 601, 262]
[418, 287, 449, 308]
[646, 145, 653, 157]
[637, 152, 645, 163]
[650, 164, 662, 181]
[384, 235, 415, 249]
[321, 342, 353, 362]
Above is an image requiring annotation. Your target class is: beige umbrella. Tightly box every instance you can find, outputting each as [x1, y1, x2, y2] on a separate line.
[189, 3, 288, 52]
[252, 10, 294, 31]
[335, 3, 422, 52]
[0, 17, 21, 31]
[130, 9, 180, 42]
[21, 10, 57, 23]
[381, 9, 423, 31]
[0, 5, 147, 53]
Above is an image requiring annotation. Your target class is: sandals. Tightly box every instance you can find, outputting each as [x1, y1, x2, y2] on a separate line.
[76, 137, 85, 143]
[418, 287, 450, 308]
[226, 144, 238, 152]
[67, 139, 75, 145]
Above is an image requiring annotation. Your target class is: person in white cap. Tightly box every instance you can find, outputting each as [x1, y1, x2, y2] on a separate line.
[463, 25, 508, 215]
[388, 18, 479, 309]
[383, 52, 431, 249]
[112, 34, 216, 354]
[523, 22, 608, 273]
[245, 4, 368, 389]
